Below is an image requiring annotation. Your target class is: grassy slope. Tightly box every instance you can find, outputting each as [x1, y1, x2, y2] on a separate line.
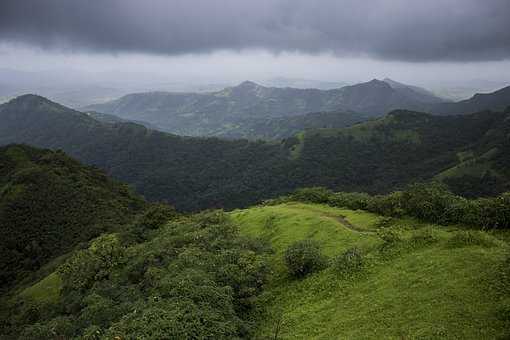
[231, 202, 509, 339]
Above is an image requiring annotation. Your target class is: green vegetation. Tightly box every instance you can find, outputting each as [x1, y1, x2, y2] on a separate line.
[19, 273, 62, 305]
[0, 210, 270, 339]
[1, 128, 509, 339]
[84, 79, 446, 138]
[284, 240, 328, 278]
[231, 202, 510, 339]
[0, 144, 145, 290]
[0, 160, 508, 339]
[2, 95, 510, 212]
[279, 184, 510, 230]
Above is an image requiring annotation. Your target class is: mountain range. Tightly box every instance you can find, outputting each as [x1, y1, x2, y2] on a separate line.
[1, 94, 509, 211]
[83, 79, 447, 138]
[84, 79, 510, 139]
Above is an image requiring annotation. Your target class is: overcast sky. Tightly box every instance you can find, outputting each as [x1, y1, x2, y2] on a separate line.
[1, 0, 509, 92]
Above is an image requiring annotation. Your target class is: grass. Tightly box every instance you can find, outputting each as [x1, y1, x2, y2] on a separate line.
[289, 132, 305, 159]
[230, 202, 510, 339]
[231, 202, 381, 257]
[19, 272, 62, 304]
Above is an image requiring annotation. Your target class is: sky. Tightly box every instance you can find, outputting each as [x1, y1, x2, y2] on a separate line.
[1, 0, 509, 96]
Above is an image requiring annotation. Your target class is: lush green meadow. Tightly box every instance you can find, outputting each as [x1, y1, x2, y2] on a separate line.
[231, 202, 510, 339]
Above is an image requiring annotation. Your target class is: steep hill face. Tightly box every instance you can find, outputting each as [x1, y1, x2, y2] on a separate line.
[0, 144, 145, 289]
[428, 86, 510, 115]
[84, 79, 445, 137]
[210, 110, 370, 140]
[290, 109, 510, 196]
[383, 78, 446, 104]
[1, 95, 509, 211]
[0, 95, 293, 210]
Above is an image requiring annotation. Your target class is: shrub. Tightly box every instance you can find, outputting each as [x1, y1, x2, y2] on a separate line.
[446, 230, 496, 248]
[377, 228, 402, 245]
[374, 217, 395, 229]
[284, 240, 328, 278]
[290, 187, 333, 204]
[137, 203, 177, 230]
[377, 228, 404, 255]
[401, 182, 462, 224]
[328, 192, 371, 210]
[333, 247, 364, 276]
[472, 193, 510, 229]
[409, 227, 439, 248]
[366, 192, 404, 217]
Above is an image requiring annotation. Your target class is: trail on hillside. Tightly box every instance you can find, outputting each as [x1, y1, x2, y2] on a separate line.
[287, 205, 375, 234]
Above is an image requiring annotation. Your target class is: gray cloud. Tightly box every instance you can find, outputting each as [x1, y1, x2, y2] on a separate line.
[1, 0, 509, 62]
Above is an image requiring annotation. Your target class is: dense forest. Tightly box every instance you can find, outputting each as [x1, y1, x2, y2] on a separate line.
[0, 157, 509, 338]
[0, 208, 270, 339]
[0, 144, 145, 291]
[1, 95, 509, 211]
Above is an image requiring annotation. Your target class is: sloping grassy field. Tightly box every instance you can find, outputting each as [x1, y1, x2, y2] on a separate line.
[231, 202, 509, 339]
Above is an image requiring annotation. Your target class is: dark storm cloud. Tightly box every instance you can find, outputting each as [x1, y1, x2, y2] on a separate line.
[1, 0, 509, 62]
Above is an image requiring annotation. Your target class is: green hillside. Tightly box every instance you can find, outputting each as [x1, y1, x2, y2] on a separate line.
[0, 144, 145, 290]
[4, 194, 508, 339]
[84, 79, 444, 138]
[1, 95, 510, 211]
[231, 202, 510, 339]
[207, 110, 369, 140]
[0, 209, 269, 339]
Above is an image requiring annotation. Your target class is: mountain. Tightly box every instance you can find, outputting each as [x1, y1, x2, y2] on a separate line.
[0, 144, 145, 289]
[0, 94, 292, 210]
[428, 85, 510, 115]
[2, 188, 509, 338]
[85, 110, 157, 129]
[84, 79, 446, 137]
[206, 110, 370, 140]
[1, 95, 509, 211]
[383, 78, 447, 103]
[289, 108, 510, 197]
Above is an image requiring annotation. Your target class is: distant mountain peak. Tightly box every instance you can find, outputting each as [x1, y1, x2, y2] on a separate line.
[2, 94, 64, 111]
[237, 80, 262, 89]
[367, 79, 387, 85]
[8, 93, 50, 104]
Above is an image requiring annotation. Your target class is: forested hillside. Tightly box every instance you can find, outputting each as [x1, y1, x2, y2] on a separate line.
[84, 79, 445, 137]
[1, 95, 509, 211]
[211, 110, 369, 140]
[0, 144, 145, 290]
[2, 185, 509, 339]
[428, 85, 510, 115]
[292, 109, 510, 197]
[84, 81, 510, 139]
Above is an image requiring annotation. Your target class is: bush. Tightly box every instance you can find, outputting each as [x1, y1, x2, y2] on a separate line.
[333, 247, 364, 276]
[377, 228, 402, 245]
[290, 187, 333, 204]
[446, 230, 496, 248]
[366, 192, 404, 217]
[284, 240, 328, 278]
[377, 228, 404, 255]
[401, 182, 463, 224]
[328, 192, 371, 210]
[137, 203, 177, 230]
[409, 227, 439, 248]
